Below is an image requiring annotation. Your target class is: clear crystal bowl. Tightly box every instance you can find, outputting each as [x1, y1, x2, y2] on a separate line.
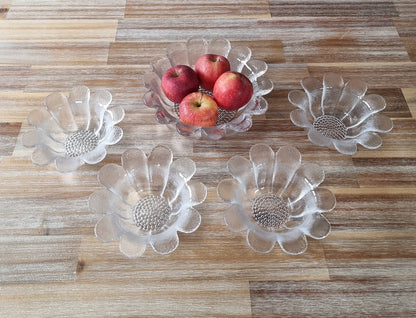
[288, 73, 393, 155]
[143, 37, 274, 140]
[23, 86, 124, 172]
[217, 144, 336, 255]
[90, 145, 207, 258]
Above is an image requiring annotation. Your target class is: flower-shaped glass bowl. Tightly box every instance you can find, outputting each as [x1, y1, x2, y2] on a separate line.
[288, 73, 393, 155]
[217, 144, 336, 255]
[143, 37, 274, 140]
[89, 145, 207, 258]
[23, 86, 125, 172]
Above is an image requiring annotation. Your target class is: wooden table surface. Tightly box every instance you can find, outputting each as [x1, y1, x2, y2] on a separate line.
[1, 1, 415, 317]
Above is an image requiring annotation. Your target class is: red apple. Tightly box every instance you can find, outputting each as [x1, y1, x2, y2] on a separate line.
[179, 92, 219, 127]
[161, 65, 199, 103]
[195, 54, 231, 91]
[213, 71, 253, 111]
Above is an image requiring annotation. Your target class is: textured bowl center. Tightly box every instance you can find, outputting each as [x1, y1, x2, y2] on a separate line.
[133, 194, 171, 232]
[313, 115, 347, 140]
[65, 129, 99, 157]
[252, 193, 290, 230]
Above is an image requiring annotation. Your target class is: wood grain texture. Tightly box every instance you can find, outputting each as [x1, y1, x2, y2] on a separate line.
[1, 1, 416, 317]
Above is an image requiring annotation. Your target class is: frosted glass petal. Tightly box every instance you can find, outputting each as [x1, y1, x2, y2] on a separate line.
[167, 42, 189, 65]
[186, 37, 208, 66]
[228, 114, 252, 132]
[256, 77, 274, 96]
[22, 129, 65, 153]
[288, 90, 309, 111]
[347, 113, 393, 138]
[308, 129, 332, 147]
[102, 126, 123, 145]
[322, 72, 344, 115]
[283, 217, 305, 230]
[247, 230, 276, 254]
[290, 188, 336, 217]
[151, 56, 172, 78]
[82, 145, 107, 164]
[150, 231, 179, 255]
[356, 132, 383, 149]
[290, 109, 312, 128]
[89, 188, 132, 219]
[119, 234, 147, 258]
[171, 157, 196, 181]
[96, 111, 117, 142]
[95, 214, 122, 242]
[68, 86, 91, 130]
[227, 155, 256, 195]
[273, 146, 301, 195]
[228, 45, 251, 72]
[283, 163, 324, 202]
[108, 106, 125, 124]
[246, 59, 268, 80]
[31, 145, 59, 166]
[343, 94, 386, 128]
[169, 184, 191, 213]
[55, 156, 83, 172]
[217, 178, 240, 202]
[301, 77, 323, 119]
[98, 163, 139, 205]
[26, 108, 67, 143]
[249, 144, 275, 192]
[164, 158, 196, 205]
[45, 92, 77, 133]
[88, 91, 108, 133]
[207, 37, 231, 56]
[337, 78, 368, 115]
[121, 148, 150, 192]
[344, 78, 368, 97]
[224, 205, 247, 232]
[333, 139, 358, 155]
[187, 180, 207, 205]
[278, 231, 308, 255]
[177, 207, 201, 233]
[304, 213, 331, 239]
[148, 145, 173, 195]
[93, 88, 112, 108]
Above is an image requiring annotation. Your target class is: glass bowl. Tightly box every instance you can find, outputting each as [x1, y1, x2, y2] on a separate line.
[217, 144, 336, 255]
[89, 145, 207, 258]
[288, 73, 393, 155]
[143, 37, 274, 140]
[22, 86, 125, 172]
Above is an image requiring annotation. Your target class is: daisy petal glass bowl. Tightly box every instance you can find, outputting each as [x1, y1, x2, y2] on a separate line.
[143, 37, 274, 140]
[89, 145, 207, 258]
[23, 86, 125, 172]
[217, 144, 336, 255]
[288, 73, 393, 155]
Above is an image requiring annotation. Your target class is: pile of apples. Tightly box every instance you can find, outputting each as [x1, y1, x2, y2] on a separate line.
[161, 54, 253, 127]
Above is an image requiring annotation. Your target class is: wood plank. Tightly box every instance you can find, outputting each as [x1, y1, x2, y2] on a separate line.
[125, 0, 271, 20]
[7, 0, 126, 19]
[0, 122, 21, 157]
[0, 42, 111, 66]
[0, 20, 118, 42]
[250, 279, 416, 318]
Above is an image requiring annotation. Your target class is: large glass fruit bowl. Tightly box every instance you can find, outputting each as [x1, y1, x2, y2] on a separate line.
[288, 73, 393, 155]
[217, 144, 336, 255]
[143, 37, 274, 140]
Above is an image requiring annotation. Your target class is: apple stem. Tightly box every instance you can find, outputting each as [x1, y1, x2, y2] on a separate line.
[198, 93, 204, 106]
